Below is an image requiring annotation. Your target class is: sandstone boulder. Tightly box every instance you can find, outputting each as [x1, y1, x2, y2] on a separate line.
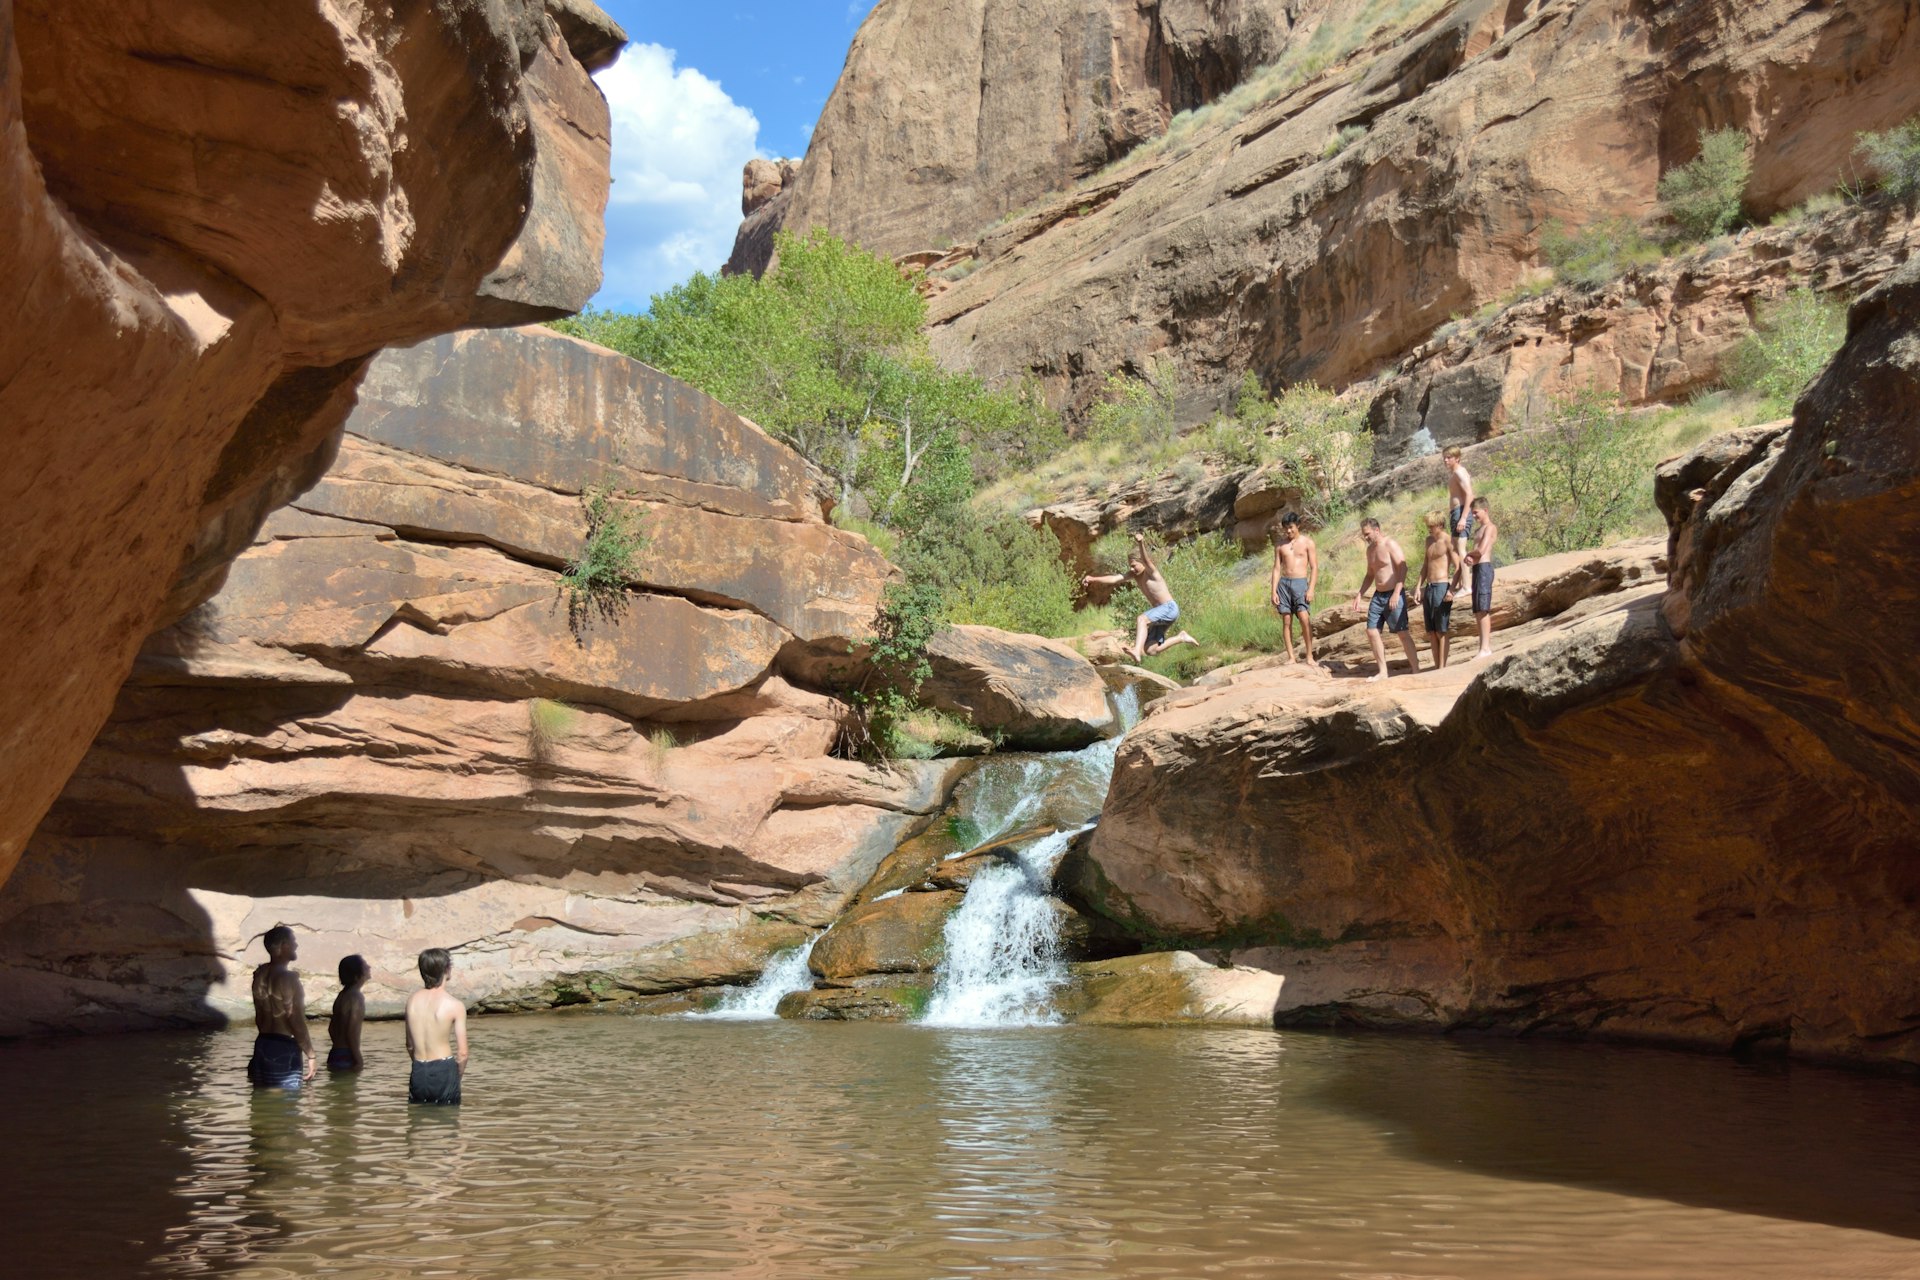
[777, 976, 933, 1022]
[808, 890, 962, 981]
[0, 0, 621, 879]
[922, 625, 1115, 748]
[1055, 951, 1285, 1027]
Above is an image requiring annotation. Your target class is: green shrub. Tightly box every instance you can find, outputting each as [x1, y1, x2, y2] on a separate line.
[1658, 128, 1751, 242]
[1500, 388, 1658, 555]
[842, 580, 944, 763]
[1088, 359, 1178, 447]
[556, 485, 647, 641]
[1265, 383, 1372, 527]
[1855, 116, 1920, 207]
[1722, 289, 1847, 413]
[1541, 216, 1664, 290]
[1321, 123, 1367, 159]
[919, 513, 1080, 639]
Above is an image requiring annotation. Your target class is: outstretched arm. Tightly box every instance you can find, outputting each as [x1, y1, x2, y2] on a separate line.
[1133, 533, 1156, 574]
[1081, 572, 1126, 587]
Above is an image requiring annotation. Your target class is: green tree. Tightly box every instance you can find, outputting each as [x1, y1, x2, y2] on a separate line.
[1723, 289, 1847, 413]
[1855, 115, 1920, 209]
[1502, 388, 1657, 555]
[1658, 128, 1751, 242]
[1263, 382, 1373, 527]
[551, 228, 1060, 530]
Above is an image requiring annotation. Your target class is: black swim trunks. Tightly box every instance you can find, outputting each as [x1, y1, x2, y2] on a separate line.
[247, 1032, 304, 1090]
[1421, 582, 1453, 635]
[409, 1057, 462, 1105]
[326, 1045, 358, 1073]
[1471, 561, 1495, 615]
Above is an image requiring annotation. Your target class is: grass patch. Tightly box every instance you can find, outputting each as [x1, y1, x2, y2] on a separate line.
[890, 709, 992, 760]
[527, 698, 575, 763]
[557, 484, 647, 643]
[1541, 216, 1665, 291]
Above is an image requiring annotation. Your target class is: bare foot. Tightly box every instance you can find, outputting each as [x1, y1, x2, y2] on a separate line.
[1128, 649, 1143, 663]
[1284, 654, 1297, 664]
[1474, 648, 1494, 660]
[1366, 672, 1387, 683]
[1173, 631, 1198, 647]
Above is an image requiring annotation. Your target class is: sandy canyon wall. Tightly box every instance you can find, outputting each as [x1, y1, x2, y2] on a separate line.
[0, 327, 987, 1035]
[0, 0, 621, 884]
[1069, 261, 1920, 1069]
[738, 0, 1920, 421]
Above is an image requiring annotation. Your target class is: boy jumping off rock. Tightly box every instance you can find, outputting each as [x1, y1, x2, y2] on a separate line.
[1082, 532, 1197, 662]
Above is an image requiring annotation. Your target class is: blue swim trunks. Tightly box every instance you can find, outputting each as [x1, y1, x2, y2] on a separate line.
[1449, 505, 1475, 540]
[1367, 588, 1411, 634]
[1471, 561, 1495, 615]
[1275, 576, 1310, 615]
[247, 1032, 304, 1090]
[1142, 600, 1179, 647]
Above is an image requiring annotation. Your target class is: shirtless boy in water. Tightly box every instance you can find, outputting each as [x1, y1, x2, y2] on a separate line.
[1418, 511, 1462, 670]
[327, 954, 369, 1073]
[1351, 517, 1421, 681]
[1082, 532, 1197, 662]
[405, 947, 468, 1105]
[247, 925, 315, 1089]
[1269, 512, 1319, 664]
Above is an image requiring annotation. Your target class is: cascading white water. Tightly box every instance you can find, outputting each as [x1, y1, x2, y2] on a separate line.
[919, 686, 1141, 1028]
[697, 936, 817, 1020]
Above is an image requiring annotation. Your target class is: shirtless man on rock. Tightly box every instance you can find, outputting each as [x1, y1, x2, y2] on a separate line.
[1352, 517, 1421, 682]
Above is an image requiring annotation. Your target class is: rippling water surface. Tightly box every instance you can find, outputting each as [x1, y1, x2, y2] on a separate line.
[7, 1017, 1920, 1278]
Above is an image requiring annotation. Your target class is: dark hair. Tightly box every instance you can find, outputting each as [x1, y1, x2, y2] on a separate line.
[418, 947, 452, 988]
[1279, 512, 1300, 527]
[338, 954, 370, 987]
[1360, 517, 1382, 532]
[263, 924, 295, 953]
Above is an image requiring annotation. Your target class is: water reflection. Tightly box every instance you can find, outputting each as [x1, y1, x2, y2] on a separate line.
[2, 1019, 1917, 1279]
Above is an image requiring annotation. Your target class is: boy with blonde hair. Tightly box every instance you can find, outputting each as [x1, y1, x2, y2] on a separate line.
[1418, 511, 1462, 669]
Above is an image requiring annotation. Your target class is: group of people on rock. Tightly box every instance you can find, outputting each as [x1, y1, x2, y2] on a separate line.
[245, 925, 470, 1105]
[1089, 448, 1499, 678]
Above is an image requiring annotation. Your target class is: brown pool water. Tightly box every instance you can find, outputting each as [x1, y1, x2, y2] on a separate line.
[5, 1016, 1919, 1278]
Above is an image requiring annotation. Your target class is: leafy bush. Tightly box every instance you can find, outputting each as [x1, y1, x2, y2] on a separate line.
[841, 579, 944, 762]
[1264, 382, 1372, 527]
[908, 512, 1080, 639]
[1855, 116, 1920, 207]
[1722, 289, 1847, 412]
[1541, 216, 1664, 290]
[556, 485, 647, 641]
[1088, 359, 1178, 447]
[1658, 128, 1751, 242]
[1501, 388, 1658, 555]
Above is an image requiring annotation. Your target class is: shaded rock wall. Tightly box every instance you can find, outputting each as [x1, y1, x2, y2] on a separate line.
[0, 328, 967, 1035]
[1073, 261, 1920, 1068]
[0, 0, 621, 882]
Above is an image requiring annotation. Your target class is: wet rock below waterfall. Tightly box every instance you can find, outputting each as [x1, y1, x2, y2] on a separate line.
[1055, 952, 1285, 1027]
[807, 891, 962, 980]
[777, 976, 932, 1021]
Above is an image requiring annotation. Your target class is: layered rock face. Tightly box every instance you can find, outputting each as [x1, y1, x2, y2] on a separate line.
[742, 0, 1920, 421]
[0, 328, 969, 1035]
[0, 0, 621, 882]
[728, 0, 1316, 275]
[1072, 262, 1920, 1068]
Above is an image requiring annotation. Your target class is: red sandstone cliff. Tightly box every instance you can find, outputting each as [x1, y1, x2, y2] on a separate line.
[0, 0, 622, 884]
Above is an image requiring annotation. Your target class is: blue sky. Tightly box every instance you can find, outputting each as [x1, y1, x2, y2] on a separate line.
[588, 2, 880, 310]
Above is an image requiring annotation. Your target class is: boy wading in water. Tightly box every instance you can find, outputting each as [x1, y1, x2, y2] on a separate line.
[247, 925, 315, 1089]
[1082, 532, 1197, 662]
[1442, 445, 1475, 569]
[327, 954, 369, 1073]
[1418, 511, 1463, 669]
[1464, 496, 1499, 659]
[1269, 512, 1319, 663]
[406, 947, 468, 1105]
[1352, 517, 1420, 682]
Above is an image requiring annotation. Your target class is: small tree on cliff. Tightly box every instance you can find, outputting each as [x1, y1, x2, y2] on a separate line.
[1502, 388, 1657, 556]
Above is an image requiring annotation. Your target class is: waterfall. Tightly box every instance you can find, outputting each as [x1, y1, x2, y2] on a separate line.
[919, 684, 1141, 1028]
[697, 937, 817, 1020]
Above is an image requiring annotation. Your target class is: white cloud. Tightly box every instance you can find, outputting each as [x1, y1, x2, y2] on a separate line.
[592, 43, 761, 310]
